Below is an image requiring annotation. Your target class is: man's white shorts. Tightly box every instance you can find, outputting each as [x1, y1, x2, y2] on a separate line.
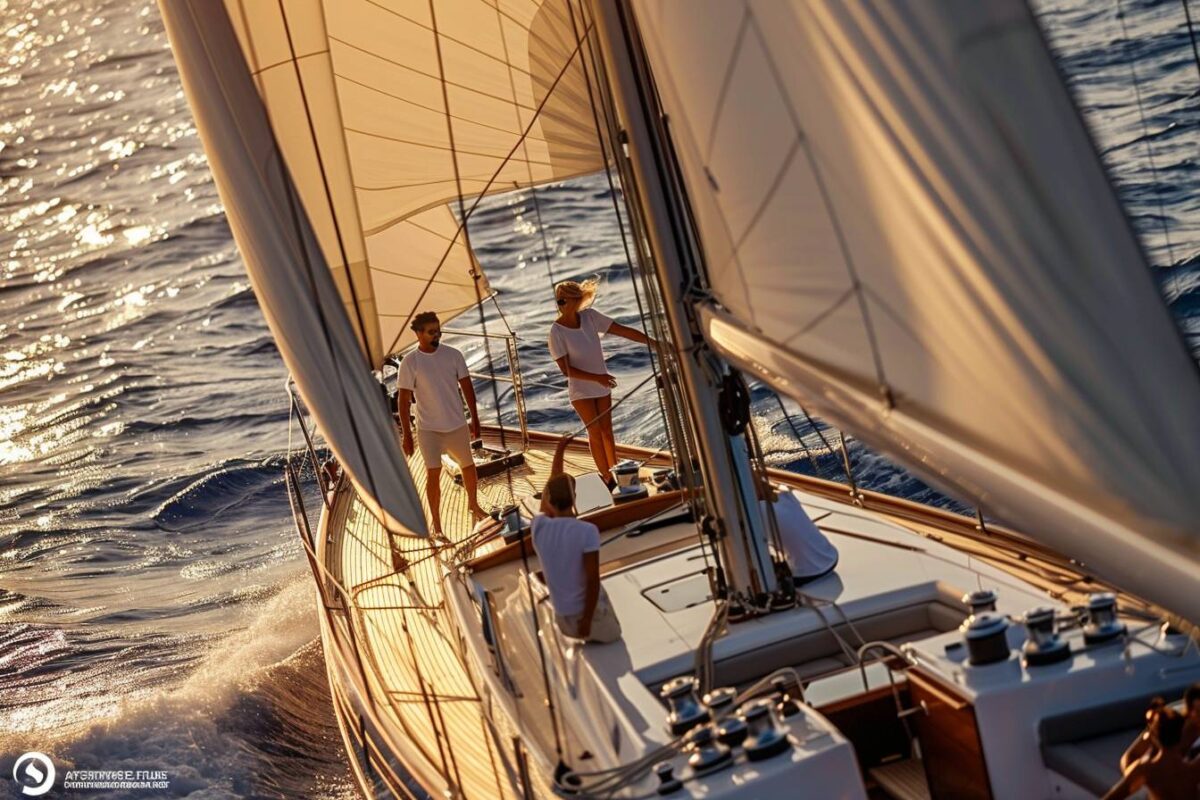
[417, 424, 474, 470]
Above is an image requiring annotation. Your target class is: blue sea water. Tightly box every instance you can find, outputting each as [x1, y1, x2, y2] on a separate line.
[0, 0, 1197, 797]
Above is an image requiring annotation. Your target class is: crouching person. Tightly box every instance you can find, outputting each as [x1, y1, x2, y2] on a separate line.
[532, 470, 621, 644]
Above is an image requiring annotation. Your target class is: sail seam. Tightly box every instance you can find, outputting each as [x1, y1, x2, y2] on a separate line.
[342, 125, 559, 166]
[358, 0, 541, 77]
[383, 21, 595, 356]
[744, 10, 893, 403]
[704, 10, 753, 163]
[333, 72, 550, 138]
[327, 35, 544, 111]
[250, 50, 330, 77]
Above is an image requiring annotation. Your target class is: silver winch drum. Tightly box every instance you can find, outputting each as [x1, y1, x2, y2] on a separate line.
[960, 612, 1012, 666]
[610, 459, 649, 502]
[1022, 606, 1071, 666]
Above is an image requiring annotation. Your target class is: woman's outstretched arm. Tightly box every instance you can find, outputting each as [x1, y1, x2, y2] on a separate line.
[607, 320, 654, 346]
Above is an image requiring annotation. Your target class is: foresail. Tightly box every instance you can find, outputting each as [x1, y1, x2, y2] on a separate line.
[630, 1, 1200, 619]
[224, 0, 604, 363]
[161, 0, 427, 536]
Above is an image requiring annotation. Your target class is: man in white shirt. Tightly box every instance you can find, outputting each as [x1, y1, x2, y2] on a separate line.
[531, 442, 621, 643]
[397, 312, 487, 535]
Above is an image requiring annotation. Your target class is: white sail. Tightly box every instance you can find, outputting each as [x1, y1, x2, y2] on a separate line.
[222, 0, 604, 363]
[629, 0, 1200, 619]
[160, 0, 426, 536]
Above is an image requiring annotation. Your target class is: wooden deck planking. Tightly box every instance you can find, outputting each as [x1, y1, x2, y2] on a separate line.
[329, 430, 606, 800]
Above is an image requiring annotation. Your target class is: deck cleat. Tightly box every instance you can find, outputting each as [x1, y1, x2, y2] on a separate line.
[653, 762, 683, 795]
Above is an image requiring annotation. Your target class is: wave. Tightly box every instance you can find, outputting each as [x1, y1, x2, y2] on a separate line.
[147, 459, 287, 533]
[0, 578, 356, 800]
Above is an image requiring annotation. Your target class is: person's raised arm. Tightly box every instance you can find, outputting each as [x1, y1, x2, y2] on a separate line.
[554, 355, 616, 389]
[459, 377, 481, 440]
[1102, 762, 1145, 800]
[398, 389, 415, 457]
[1120, 732, 1152, 772]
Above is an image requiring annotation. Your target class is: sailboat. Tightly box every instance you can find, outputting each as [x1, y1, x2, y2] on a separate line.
[158, 0, 1200, 797]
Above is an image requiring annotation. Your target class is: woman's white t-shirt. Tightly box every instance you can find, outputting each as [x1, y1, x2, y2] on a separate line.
[548, 307, 614, 402]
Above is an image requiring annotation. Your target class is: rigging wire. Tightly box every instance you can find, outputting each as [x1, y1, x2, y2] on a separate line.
[574, 0, 717, 593]
[1180, 0, 1200, 90]
[1116, 0, 1177, 265]
[387, 27, 597, 355]
[567, 0, 678, 478]
[429, 0, 515, 507]
[271, 0, 375, 365]
[771, 392, 830, 480]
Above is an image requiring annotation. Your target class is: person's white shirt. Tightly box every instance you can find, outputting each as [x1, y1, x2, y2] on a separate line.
[396, 345, 470, 432]
[548, 307, 613, 402]
[762, 489, 838, 580]
[531, 514, 601, 617]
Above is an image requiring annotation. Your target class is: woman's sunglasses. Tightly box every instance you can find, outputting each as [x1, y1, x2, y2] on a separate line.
[556, 297, 567, 306]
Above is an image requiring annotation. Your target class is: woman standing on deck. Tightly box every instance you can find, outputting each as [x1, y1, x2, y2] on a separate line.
[549, 279, 652, 484]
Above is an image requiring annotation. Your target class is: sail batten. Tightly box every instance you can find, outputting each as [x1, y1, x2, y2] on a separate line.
[632, 0, 1200, 619]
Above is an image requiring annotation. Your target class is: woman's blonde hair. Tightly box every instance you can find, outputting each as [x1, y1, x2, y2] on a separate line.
[554, 277, 600, 310]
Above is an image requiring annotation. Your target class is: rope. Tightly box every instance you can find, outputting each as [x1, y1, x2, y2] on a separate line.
[799, 404, 855, 486]
[1116, 0, 1176, 265]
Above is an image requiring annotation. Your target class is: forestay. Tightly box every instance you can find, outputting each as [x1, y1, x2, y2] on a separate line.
[629, 0, 1200, 620]
[221, 0, 604, 363]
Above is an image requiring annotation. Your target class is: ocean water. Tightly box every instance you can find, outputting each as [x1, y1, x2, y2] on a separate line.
[1, 0, 1197, 798]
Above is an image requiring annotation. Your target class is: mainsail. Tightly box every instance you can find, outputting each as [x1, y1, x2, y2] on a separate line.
[161, 0, 604, 533]
[628, 0, 1200, 620]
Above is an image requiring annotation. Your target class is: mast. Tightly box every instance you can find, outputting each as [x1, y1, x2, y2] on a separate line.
[604, 0, 1200, 623]
[590, 0, 778, 608]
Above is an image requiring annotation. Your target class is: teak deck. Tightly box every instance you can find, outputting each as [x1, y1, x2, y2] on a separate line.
[325, 430, 642, 800]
